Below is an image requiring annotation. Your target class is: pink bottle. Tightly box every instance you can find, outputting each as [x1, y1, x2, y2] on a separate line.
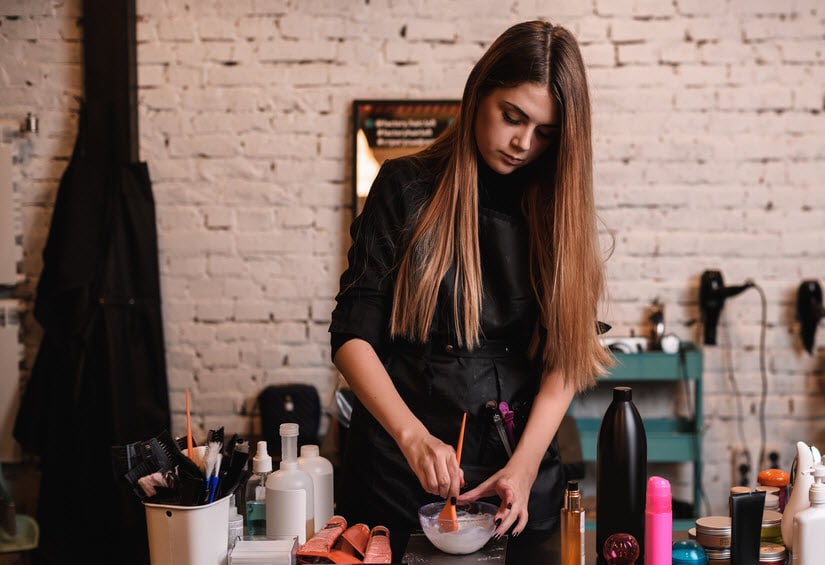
[644, 476, 672, 565]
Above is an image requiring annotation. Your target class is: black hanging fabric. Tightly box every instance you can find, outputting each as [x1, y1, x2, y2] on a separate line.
[13, 104, 170, 564]
[13, 2, 168, 562]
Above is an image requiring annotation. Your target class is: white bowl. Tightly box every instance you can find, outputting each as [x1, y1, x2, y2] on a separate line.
[418, 501, 497, 555]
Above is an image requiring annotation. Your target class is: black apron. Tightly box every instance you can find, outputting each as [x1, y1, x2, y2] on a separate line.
[338, 205, 565, 549]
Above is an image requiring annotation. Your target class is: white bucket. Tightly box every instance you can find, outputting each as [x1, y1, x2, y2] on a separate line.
[144, 495, 230, 565]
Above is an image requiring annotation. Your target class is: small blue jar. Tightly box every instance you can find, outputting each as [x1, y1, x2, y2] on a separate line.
[672, 539, 708, 565]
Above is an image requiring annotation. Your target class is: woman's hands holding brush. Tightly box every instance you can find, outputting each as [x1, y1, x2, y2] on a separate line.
[397, 427, 465, 499]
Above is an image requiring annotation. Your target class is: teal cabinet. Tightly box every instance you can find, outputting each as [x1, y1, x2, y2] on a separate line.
[571, 344, 703, 530]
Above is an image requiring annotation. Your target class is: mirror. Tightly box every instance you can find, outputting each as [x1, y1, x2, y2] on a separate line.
[351, 99, 460, 218]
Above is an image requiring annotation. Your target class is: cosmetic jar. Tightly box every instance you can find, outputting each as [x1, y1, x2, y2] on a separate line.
[695, 516, 732, 549]
[760, 509, 783, 544]
[757, 469, 789, 511]
[704, 547, 730, 565]
[758, 542, 787, 564]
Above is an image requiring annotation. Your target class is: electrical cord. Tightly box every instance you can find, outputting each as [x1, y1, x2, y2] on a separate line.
[753, 282, 768, 472]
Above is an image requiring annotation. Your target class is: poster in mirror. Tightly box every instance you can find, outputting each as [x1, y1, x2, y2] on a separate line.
[351, 99, 460, 218]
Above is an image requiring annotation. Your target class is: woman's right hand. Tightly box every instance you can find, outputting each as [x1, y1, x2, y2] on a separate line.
[334, 339, 465, 501]
[397, 428, 465, 500]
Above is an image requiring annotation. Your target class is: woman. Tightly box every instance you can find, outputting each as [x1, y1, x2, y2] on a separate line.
[330, 19, 612, 558]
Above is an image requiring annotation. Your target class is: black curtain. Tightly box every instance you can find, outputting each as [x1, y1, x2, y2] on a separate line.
[14, 1, 169, 563]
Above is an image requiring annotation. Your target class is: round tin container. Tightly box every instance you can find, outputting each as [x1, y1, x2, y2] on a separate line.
[759, 541, 787, 563]
[695, 516, 732, 549]
[760, 509, 783, 544]
[705, 547, 730, 565]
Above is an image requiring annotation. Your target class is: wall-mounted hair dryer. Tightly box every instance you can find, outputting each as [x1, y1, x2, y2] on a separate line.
[797, 280, 824, 354]
[699, 270, 754, 345]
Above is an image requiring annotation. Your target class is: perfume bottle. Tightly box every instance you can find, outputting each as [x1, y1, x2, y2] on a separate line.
[561, 480, 585, 565]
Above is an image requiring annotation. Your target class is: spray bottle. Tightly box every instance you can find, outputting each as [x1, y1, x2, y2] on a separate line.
[244, 440, 272, 538]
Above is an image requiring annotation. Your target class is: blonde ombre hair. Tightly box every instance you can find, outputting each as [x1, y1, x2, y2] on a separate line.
[390, 20, 612, 390]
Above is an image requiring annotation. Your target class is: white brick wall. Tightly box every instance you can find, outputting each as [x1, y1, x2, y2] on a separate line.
[2, 0, 824, 516]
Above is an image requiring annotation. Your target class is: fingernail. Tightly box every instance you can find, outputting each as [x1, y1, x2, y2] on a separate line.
[495, 518, 502, 527]
[450, 497, 456, 506]
[493, 533, 500, 541]
[513, 530, 520, 538]
[506, 502, 512, 510]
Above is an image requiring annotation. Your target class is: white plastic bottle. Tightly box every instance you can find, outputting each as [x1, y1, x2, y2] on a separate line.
[298, 444, 334, 532]
[265, 423, 315, 543]
[783, 441, 818, 553]
[245, 440, 272, 538]
[792, 464, 825, 564]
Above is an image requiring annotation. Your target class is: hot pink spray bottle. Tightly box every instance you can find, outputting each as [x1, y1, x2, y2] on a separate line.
[644, 476, 672, 565]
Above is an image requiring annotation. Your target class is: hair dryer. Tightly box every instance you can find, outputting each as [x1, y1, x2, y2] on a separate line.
[797, 280, 824, 354]
[699, 270, 754, 345]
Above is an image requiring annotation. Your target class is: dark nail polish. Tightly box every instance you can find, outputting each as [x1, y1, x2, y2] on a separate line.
[495, 518, 502, 527]
[513, 530, 519, 538]
[506, 502, 512, 510]
[493, 533, 500, 541]
[450, 497, 456, 506]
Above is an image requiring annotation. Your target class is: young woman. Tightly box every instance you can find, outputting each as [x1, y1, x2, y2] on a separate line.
[330, 19, 612, 558]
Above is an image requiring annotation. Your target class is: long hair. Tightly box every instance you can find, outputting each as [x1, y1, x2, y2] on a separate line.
[390, 20, 612, 390]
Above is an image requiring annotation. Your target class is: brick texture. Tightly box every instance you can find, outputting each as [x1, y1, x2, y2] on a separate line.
[1, 0, 824, 517]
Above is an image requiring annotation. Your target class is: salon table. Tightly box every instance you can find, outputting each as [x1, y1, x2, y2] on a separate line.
[400, 528, 690, 564]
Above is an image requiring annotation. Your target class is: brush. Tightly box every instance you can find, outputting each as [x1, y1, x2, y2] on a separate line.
[438, 412, 467, 532]
[185, 388, 194, 462]
[203, 439, 222, 503]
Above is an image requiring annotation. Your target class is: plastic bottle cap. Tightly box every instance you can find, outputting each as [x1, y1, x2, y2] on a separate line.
[252, 440, 273, 473]
[671, 540, 708, 565]
[280, 423, 299, 437]
[300, 444, 320, 458]
[757, 468, 790, 486]
[613, 386, 632, 401]
[646, 476, 672, 513]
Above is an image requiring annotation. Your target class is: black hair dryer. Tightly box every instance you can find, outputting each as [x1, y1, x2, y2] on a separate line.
[797, 280, 824, 354]
[699, 270, 754, 345]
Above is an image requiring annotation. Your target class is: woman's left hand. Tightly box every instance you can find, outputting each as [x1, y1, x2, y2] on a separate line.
[457, 462, 537, 537]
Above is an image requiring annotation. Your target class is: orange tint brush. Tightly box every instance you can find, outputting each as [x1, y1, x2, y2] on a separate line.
[438, 412, 467, 532]
[185, 388, 194, 460]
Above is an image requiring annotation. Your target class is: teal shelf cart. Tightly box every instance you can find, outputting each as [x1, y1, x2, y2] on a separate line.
[571, 344, 703, 531]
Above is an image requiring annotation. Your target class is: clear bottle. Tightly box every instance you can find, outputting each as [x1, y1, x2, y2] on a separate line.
[228, 493, 244, 549]
[561, 480, 585, 565]
[597, 387, 647, 564]
[644, 476, 672, 565]
[792, 464, 825, 565]
[265, 423, 315, 543]
[245, 440, 272, 538]
[298, 444, 334, 532]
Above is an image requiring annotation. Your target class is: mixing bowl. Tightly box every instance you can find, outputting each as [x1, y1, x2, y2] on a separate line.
[418, 501, 497, 554]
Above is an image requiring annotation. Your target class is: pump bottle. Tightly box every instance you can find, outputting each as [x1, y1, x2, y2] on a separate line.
[561, 480, 585, 565]
[265, 423, 315, 543]
[245, 440, 272, 538]
[792, 464, 825, 564]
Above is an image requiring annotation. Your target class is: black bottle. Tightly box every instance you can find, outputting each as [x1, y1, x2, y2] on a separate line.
[596, 386, 647, 564]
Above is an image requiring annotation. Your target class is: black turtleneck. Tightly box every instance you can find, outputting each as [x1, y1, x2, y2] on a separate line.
[477, 158, 530, 218]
